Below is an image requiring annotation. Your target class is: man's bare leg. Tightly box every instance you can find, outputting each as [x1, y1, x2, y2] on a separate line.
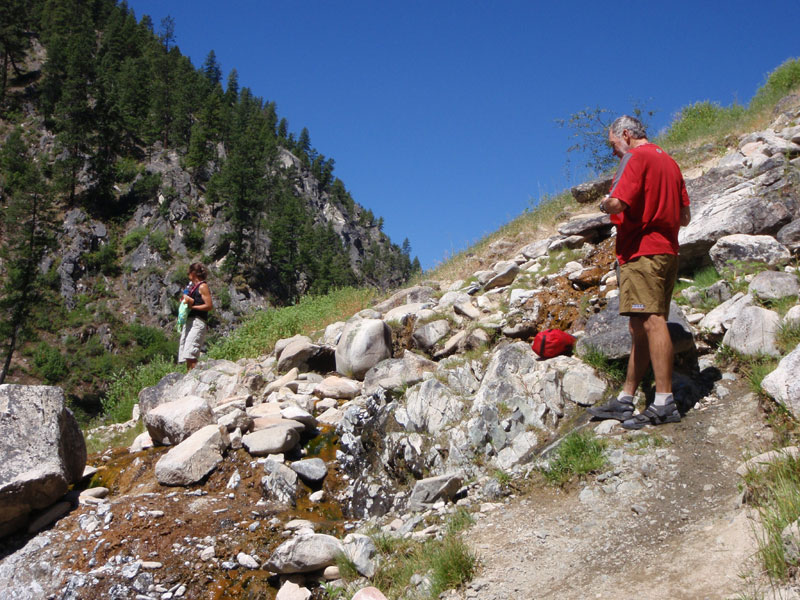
[641, 313, 673, 394]
[622, 315, 652, 397]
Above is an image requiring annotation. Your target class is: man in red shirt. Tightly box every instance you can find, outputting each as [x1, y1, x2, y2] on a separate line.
[587, 115, 691, 429]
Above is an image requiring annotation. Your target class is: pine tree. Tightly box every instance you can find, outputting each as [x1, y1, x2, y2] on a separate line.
[0, 129, 57, 383]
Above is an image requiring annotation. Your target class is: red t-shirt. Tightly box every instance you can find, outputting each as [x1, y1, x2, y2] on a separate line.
[609, 143, 690, 264]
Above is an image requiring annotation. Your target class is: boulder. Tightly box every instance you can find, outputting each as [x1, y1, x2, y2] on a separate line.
[137, 372, 184, 415]
[313, 376, 361, 399]
[322, 321, 346, 346]
[372, 285, 437, 314]
[785, 305, 800, 326]
[154, 425, 229, 486]
[335, 319, 393, 380]
[709, 234, 791, 273]
[576, 297, 694, 359]
[412, 319, 451, 351]
[697, 292, 755, 336]
[777, 219, 800, 252]
[570, 174, 612, 204]
[363, 351, 437, 395]
[280, 406, 317, 430]
[407, 474, 463, 511]
[351, 588, 389, 600]
[0, 385, 86, 537]
[762, 346, 800, 418]
[242, 423, 301, 456]
[274, 335, 312, 360]
[144, 395, 215, 446]
[277, 339, 319, 373]
[557, 213, 613, 239]
[276, 581, 311, 600]
[520, 238, 552, 260]
[217, 408, 253, 433]
[496, 431, 539, 470]
[265, 533, 345, 574]
[484, 262, 519, 290]
[679, 161, 795, 265]
[383, 302, 433, 324]
[343, 533, 378, 578]
[289, 458, 327, 485]
[722, 305, 781, 356]
[748, 270, 800, 301]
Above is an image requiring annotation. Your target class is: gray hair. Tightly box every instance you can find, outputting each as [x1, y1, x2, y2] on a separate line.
[610, 115, 647, 139]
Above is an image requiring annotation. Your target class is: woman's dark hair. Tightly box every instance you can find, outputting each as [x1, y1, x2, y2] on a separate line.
[189, 262, 209, 280]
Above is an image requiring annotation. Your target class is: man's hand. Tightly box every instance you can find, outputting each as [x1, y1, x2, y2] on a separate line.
[599, 195, 626, 215]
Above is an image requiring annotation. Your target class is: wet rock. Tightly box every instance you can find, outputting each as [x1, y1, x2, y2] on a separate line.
[262, 460, 298, 506]
[0, 385, 86, 537]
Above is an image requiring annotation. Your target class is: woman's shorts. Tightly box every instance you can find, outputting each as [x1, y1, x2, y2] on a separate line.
[178, 316, 207, 363]
[618, 254, 679, 316]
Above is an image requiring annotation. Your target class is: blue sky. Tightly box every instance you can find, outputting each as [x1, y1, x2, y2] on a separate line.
[128, 0, 799, 270]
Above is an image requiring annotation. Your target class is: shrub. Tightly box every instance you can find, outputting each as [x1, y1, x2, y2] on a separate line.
[148, 231, 171, 259]
[101, 355, 178, 423]
[183, 223, 205, 253]
[542, 430, 608, 486]
[84, 240, 120, 276]
[114, 157, 139, 183]
[750, 58, 800, 113]
[32, 343, 68, 383]
[122, 228, 148, 252]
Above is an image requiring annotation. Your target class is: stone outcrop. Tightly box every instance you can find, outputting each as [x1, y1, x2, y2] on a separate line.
[0, 385, 86, 537]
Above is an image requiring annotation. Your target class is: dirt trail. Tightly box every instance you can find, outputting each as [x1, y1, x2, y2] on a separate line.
[456, 379, 774, 600]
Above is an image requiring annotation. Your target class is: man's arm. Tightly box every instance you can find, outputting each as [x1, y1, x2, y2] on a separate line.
[680, 204, 691, 226]
[599, 195, 627, 215]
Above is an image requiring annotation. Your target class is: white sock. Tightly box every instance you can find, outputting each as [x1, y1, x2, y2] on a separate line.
[654, 392, 673, 406]
[617, 391, 634, 404]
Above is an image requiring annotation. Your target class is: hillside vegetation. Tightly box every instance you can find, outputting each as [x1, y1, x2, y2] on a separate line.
[0, 0, 418, 416]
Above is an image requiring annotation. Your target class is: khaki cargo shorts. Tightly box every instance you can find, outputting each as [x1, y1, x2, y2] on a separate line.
[617, 254, 679, 316]
[178, 316, 207, 363]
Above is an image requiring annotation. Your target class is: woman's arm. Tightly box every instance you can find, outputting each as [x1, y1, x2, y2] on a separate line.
[188, 284, 214, 312]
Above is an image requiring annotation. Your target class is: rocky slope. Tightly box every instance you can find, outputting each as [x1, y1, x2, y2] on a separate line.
[1, 97, 800, 599]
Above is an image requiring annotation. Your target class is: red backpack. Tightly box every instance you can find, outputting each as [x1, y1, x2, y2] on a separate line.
[531, 329, 576, 359]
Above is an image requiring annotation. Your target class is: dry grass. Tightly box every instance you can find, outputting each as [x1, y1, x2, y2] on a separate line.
[416, 191, 578, 284]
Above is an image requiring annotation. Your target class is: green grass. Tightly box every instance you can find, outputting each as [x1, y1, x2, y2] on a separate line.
[673, 266, 723, 304]
[542, 430, 608, 486]
[367, 510, 477, 599]
[777, 320, 800, 355]
[207, 286, 375, 361]
[101, 355, 179, 423]
[369, 533, 477, 600]
[742, 454, 800, 580]
[658, 58, 800, 152]
[333, 552, 360, 582]
[579, 345, 626, 385]
[540, 248, 582, 276]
